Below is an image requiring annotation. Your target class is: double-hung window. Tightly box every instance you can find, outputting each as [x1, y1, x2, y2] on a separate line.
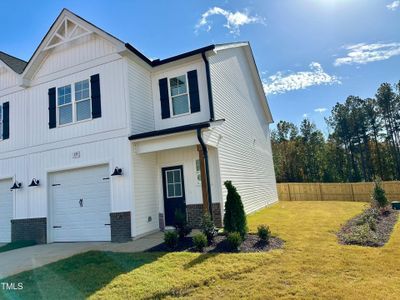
[0, 105, 3, 140]
[169, 75, 190, 116]
[57, 79, 91, 126]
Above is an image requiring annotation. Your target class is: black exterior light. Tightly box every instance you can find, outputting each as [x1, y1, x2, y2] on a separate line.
[111, 167, 123, 176]
[28, 178, 40, 187]
[10, 181, 22, 190]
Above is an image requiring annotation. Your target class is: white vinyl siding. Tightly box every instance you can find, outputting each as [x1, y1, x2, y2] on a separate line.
[209, 47, 278, 214]
[0, 179, 13, 242]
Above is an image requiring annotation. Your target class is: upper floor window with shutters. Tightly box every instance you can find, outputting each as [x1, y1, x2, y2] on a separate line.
[169, 75, 190, 116]
[57, 79, 92, 126]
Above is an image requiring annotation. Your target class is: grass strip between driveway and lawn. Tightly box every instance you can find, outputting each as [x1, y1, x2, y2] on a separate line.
[0, 241, 36, 254]
[1, 201, 400, 299]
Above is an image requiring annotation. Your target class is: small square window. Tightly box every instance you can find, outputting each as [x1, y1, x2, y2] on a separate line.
[165, 169, 183, 198]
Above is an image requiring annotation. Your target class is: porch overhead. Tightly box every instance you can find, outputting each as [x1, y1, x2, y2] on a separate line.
[129, 120, 224, 154]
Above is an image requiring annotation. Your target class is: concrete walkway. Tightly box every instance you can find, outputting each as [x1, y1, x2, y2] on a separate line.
[0, 231, 163, 279]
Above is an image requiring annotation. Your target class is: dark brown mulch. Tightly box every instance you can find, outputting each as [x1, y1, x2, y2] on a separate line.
[146, 233, 284, 253]
[337, 207, 399, 247]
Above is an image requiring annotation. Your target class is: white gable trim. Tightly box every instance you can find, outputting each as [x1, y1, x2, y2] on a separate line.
[21, 9, 126, 84]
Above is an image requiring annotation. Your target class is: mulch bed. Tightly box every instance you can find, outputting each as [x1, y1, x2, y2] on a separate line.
[146, 233, 284, 253]
[337, 207, 399, 247]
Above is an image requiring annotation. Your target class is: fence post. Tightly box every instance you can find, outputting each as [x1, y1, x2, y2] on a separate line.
[319, 183, 323, 201]
[350, 183, 355, 202]
[287, 183, 292, 201]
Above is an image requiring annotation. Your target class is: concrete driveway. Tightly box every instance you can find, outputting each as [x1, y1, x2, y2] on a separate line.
[0, 231, 163, 279]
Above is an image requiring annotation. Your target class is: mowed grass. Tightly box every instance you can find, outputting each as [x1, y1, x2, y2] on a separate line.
[1, 201, 400, 299]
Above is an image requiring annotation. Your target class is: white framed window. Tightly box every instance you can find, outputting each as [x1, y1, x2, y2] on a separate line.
[166, 169, 183, 198]
[195, 159, 202, 185]
[57, 79, 92, 126]
[169, 75, 190, 116]
[0, 104, 3, 140]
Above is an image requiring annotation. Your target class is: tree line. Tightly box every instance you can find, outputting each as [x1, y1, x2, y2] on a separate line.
[272, 80, 400, 183]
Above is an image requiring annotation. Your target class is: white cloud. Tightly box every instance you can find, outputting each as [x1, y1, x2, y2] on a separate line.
[334, 42, 400, 66]
[314, 108, 327, 113]
[263, 62, 341, 95]
[303, 113, 309, 118]
[195, 7, 265, 35]
[387, 1, 400, 10]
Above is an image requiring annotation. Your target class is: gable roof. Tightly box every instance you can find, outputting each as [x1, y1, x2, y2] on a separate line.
[0, 9, 273, 123]
[0, 51, 27, 74]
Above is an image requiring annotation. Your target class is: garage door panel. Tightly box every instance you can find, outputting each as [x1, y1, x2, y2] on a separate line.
[0, 179, 13, 243]
[51, 165, 111, 242]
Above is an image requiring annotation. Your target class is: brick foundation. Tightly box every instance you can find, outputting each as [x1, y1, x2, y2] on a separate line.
[11, 217, 47, 244]
[186, 203, 222, 228]
[110, 212, 131, 243]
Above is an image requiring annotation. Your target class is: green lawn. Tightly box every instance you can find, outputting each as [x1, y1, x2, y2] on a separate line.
[0, 241, 36, 254]
[1, 201, 399, 299]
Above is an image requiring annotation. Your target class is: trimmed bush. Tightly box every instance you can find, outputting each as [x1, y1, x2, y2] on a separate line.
[174, 209, 191, 240]
[342, 223, 379, 246]
[223, 181, 248, 238]
[371, 178, 388, 209]
[257, 225, 271, 242]
[201, 212, 216, 242]
[164, 231, 179, 249]
[226, 232, 243, 251]
[193, 233, 208, 252]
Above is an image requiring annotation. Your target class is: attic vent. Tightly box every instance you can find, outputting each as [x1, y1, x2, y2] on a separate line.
[44, 18, 91, 50]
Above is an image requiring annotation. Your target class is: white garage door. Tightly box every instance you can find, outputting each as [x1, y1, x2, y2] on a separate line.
[0, 179, 13, 243]
[50, 165, 111, 242]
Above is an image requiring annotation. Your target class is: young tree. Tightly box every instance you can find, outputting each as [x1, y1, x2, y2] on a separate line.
[223, 181, 247, 237]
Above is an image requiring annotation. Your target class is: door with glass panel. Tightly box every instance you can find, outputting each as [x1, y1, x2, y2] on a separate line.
[162, 166, 186, 226]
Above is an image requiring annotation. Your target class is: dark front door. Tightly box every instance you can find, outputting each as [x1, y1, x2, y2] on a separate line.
[162, 165, 186, 226]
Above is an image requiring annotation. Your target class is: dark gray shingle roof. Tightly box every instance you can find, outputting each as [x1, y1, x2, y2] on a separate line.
[0, 51, 27, 74]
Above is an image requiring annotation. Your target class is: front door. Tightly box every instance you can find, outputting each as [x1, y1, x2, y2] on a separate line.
[162, 166, 186, 226]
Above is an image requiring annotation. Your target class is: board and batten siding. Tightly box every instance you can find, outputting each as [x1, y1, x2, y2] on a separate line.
[0, 59, 128, 155]
[208, 47, 278, 214]
[126, 59, 155, 135]
[0, 136, 133, 220]
[34, 35, 117, 79]
[0, 67, 19, 92]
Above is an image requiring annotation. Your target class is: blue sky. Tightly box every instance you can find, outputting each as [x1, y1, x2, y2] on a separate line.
[1, 0, 399, 132]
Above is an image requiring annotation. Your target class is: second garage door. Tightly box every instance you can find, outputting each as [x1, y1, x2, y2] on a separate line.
[0, 179, 13, 243]
[50, 165, 111, 242]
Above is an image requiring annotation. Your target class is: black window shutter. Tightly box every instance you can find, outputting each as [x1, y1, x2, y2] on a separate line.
[91, 74, 102, 119]
[2, 102, 9, 139]
[48, 88, 57, 129]
[159, 78, 170, 119]
[187, 70, 200, 113]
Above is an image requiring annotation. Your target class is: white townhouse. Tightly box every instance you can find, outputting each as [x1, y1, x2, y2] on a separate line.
[0, 9, 278, 244]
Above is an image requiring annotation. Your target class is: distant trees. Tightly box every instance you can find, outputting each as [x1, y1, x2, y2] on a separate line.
[272, 80, 400, 183]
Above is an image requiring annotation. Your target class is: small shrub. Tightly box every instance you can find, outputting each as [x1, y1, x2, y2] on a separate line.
[342, 223, 379, 246]
[164, 231, 179, 249]
[201, 213, 216, 242]
[193, 233, 208, 252]
[226, 232, 243, 251]
[257, 225, 271, 242]
[223, 181, 248, 238]
[174, 209, 191, 240]
[371, 178, 388, 209]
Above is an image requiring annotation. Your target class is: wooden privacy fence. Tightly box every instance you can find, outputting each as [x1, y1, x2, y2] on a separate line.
[277, 181, 400, 202]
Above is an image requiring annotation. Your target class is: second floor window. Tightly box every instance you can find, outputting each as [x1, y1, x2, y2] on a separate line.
[169, 75, 190, 116]
[58, 79, 91, 126]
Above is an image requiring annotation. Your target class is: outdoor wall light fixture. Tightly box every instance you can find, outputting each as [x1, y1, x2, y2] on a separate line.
[10, 181, 22, 190]
[28, 178, 40, 187]
[111, 167, 123, 176]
